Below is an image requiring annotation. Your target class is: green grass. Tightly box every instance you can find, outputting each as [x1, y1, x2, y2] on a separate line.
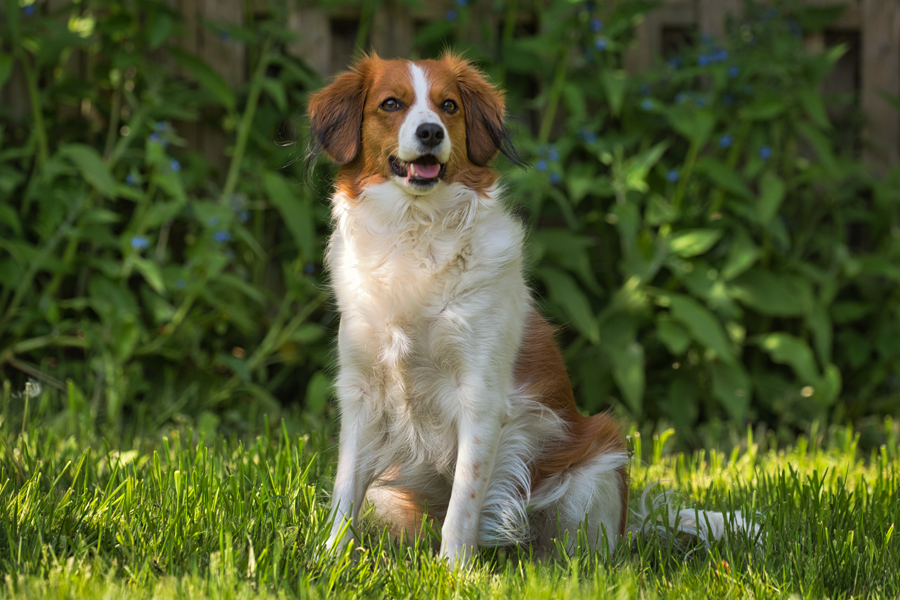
[1, 406, 898, 599]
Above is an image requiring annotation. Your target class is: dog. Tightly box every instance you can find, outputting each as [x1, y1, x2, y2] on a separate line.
[308, 52, 755, 567]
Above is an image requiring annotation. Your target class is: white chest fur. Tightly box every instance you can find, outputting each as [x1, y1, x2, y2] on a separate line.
[327, 181, 528, 474]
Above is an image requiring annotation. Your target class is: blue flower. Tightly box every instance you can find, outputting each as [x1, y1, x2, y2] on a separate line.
[666, 169, 680, 183]
[154, 121, 167, 131]
[239, 210, 250, 223]
[640, 98, 654, 111]
[578, 129, 597, 143]
[549, 172, 562, 185]
[759, 146, 773, 160]
[446, 9, 457, 21]
[590, 18, 603, 32]
[694, 96, 706, 108]
[547, 145, 559, 161]
[150, 132, 161, 143]
[719, 134, 734, 149]
[728, 66, 739, 78]
[176, 278, 187, 289]
[456, 0, 468, 6]
[214, 231, 232, 243]
[22, 3, 35, 16]
[126, 173, 137, 186]
[219, 30, 230, 41]
[668, 56, 683, 70]
[131, 235, 150, 250]
[594, 37, 608, 51]
[170, 159, 181, 172]
[675, 92, 689, 104]
[714, 49, 729, 62]
[536, 159, 549, 172]
[304, 263, 316, 275]
[698, 55, 710, 67]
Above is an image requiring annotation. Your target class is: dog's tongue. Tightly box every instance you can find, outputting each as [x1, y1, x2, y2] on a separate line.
[411, 161, 440, 179]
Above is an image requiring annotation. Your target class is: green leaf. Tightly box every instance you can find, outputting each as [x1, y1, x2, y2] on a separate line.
[757, 171, 785, 223]
[612, 341, 644, 414]
[669, 228, 723, 258]
[168, 48, 236, 111]
[806, 302, 832, 365]
[721, 230, 761, 280]
[305, 371, 333, 415]
[739, 97, 786, 121]
[59, 144, 116, 198]
[795, 121, 838, 172]
[601, 69, 628, 117]
[531, 229, 602, 294]
[817, 363, 842, 406]
[261, 77, 287, 113]
[621, 142, 668, 193]
[657, 318, 691, 355]
[0, 53, 12, 89]
[729, 270, 811, 316]
[536, 267, 599, 343]
[665, 106, 715, 146]
[132, 257, 166, 294]
[668, 294, 735, 363]
[697, 158, 753, 200]
[709, 361, 751, 420]
[264, 172, 316, 261]
[755, 332, 820, 384]
[799, 88, 831, 130]
[645, 194, 679, 226]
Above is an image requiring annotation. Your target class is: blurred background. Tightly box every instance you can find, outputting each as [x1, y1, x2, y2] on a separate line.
[1, 0, 899, 450]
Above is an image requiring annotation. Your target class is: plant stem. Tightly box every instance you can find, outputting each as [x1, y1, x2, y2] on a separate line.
[221, 39, 272, 203]
[19, 49, 48, 168]
[537, 50, 569, 147]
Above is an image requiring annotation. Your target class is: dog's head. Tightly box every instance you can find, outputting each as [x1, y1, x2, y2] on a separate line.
[308, 53, 520, 196]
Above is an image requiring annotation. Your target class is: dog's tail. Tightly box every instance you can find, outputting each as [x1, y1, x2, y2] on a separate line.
[630, 484, 763, 547]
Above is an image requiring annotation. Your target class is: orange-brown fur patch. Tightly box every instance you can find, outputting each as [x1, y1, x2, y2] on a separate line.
[516, 308, 629, 536]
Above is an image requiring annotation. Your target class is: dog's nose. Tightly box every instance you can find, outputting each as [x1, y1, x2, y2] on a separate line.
[416, 123, 444, 148]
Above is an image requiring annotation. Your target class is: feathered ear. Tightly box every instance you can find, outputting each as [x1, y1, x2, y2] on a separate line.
[307, 58, 371, 165]
[447, 55, 523, 168]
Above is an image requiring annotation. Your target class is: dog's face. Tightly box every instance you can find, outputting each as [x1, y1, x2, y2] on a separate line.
[309, 54, 516, 197]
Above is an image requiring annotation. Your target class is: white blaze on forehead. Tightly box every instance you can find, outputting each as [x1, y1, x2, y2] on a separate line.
[396, 63, 451, 164]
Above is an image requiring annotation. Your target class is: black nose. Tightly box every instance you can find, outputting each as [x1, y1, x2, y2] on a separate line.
[416, 123, 444, 148]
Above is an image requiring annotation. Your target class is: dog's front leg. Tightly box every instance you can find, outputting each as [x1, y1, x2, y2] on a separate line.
[326, 381, 380, 552]
[439, 393, 502, 568]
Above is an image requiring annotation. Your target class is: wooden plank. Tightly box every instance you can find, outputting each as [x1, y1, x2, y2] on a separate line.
[802, 0, 861, 29]
[698, 0, 742, 39]
[200, 0, 245, 87]
[288, 8, 332, 76]
[861, 0, 900, 171]
[371, 0, 415, 59]
[625, 9, 661, 73]
[657, 1, 697, 28]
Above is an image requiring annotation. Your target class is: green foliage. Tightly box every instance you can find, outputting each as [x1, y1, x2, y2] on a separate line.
[0, 0, 331, 432]
[1, 0, 899, 442]
[458, 0, 900, 440]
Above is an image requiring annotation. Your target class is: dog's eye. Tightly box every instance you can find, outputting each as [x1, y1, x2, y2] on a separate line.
[380, 98, 403, 111]
[441, 99, 459, 114]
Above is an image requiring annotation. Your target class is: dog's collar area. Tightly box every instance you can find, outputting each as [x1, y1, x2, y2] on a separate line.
[390, 155, 447, 188]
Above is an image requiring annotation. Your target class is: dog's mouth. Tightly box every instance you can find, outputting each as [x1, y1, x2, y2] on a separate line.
[390, 155, 446, 187]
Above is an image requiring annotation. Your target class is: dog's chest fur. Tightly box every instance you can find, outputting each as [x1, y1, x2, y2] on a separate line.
[328, 181, 527, 474]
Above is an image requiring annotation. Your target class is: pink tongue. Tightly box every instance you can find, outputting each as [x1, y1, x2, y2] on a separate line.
[412, 162, 441, 179]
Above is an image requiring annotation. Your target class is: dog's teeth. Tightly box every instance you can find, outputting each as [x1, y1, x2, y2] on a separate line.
[409, 163, 417, 177]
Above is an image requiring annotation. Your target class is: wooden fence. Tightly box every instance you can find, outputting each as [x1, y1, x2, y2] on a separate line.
[3, 0, 899, 171]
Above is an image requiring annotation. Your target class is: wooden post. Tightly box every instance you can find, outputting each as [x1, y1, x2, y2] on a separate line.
[698, 0, 742, 40]
[625, 8, 661, 73]
[289, 7, 332, 77]
[861, 0, 900, 172]
[371, 0, 415, 59]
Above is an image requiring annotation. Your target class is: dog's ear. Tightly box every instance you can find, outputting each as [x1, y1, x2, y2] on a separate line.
[308, 59, 370, 165]
[448, 56, 523, 168]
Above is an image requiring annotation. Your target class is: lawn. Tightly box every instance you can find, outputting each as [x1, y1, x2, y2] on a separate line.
[1, 409, 898, 599]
